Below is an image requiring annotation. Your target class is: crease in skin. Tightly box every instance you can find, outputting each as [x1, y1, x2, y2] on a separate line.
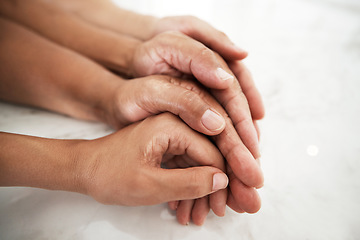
[0, 0, 264, 223]
[142, 134, 167, 168]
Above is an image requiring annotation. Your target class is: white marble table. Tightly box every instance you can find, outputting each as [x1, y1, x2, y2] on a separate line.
[1, 0, 359, 239]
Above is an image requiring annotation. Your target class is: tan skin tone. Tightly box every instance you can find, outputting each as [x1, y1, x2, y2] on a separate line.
[0, 17, 230, 225]
[0, 113, 229, 208]
[0, 1, 265, 225]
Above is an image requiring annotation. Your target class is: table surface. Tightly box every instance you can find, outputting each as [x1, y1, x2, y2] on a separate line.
[1, 0, 360, 239]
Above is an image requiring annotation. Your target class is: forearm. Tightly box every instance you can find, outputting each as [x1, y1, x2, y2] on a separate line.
[0, 17, 121, 123]
[0, 0, 141, 74]
[49, 0, 158, 40]
[0, 132, 86, 193]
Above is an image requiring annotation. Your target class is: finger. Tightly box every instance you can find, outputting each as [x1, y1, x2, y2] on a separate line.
[141, 32, 236, 89]
[119, 77, 226, 135]
[254, 120, 261, 141]
[168, 201, 179, 210]
[149, 78, 264, 188]
[153, 167, 228, 202]
[191, 196, 210, 226]
[211, 81, 261, 160]
[227, 192, 245, 213]
[155, 16, 248, 61]
[176, 199, 195, 225]
[229, 61, 265, 120]
[154, 113, 227, 218]
[212, 118, 264, 188]
[190, 85, 263, 187]
[229, 177, 261, 213]
[182, 16, 248, 60]
[210, 188, 227, 217]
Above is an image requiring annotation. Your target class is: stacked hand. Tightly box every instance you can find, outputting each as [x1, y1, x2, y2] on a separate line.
[0, 0, 264, 225]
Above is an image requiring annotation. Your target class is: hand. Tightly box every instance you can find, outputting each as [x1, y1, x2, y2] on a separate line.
[0, 2, 264, 221]
[128, 32, 264, 215]
[101, 75, 263, 223]
[149, 15, 265, 125]
[129, 30, 262, 154]
[0, 18, 228, 225]
[151, 15, 248, 61]
[130, 31, 237, 89]
[0, 1, 264, 138]
[77, 113, 228, 216]
[0, 114, 229, 226]
[3, 1, 265, 123]
[144, 16, 266, 214]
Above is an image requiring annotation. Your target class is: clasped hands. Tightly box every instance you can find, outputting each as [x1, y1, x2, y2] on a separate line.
[0, 0, 265, 225]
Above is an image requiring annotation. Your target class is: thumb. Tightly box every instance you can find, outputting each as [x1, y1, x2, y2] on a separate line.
[153, 167, 228, 202]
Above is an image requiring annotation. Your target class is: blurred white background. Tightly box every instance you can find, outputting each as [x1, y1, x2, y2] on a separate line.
[1, 0, 359, 239]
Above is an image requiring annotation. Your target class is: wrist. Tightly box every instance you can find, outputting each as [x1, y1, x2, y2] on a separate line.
[108, 35, 142, 76]
[86, 73, 126, 129]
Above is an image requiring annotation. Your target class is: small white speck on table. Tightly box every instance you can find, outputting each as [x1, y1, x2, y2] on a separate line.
[1, 0, 360, 239]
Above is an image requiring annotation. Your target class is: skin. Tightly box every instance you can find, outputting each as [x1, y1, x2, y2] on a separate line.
[0, 17, 256, 225]
[0, 1, 263, 156]
[47, 0, 265, 121]
[0, 113, 229, 207]
[0, 1, 266, 224]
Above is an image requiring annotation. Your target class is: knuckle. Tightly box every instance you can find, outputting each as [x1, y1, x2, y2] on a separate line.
[179, 89, 206, 112]
[179, 80, 204, 95]
[193, 46, 215, 63]
[199, 46, 214, 58]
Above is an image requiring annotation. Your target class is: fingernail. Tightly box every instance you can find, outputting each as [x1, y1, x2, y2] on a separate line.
[212, 173, 228, 192]
[216, 68, 234, 82]
[201, 109, 225, 132]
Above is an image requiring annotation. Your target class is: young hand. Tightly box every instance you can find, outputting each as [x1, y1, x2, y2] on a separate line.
[0, 113, 228, 225]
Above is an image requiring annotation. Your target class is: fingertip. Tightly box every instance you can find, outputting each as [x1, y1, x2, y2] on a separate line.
[176, 200, 194, 225]
[213, 207, 226, 217]
[168, 201, 179, 210]
[246, 194, 262, 214]
[231, 45, 248, 60]
[230, 179, 262, 213]
[249, 89, 265, 120]
[193, 217, 206, 226]
[251, 103, 265, 120]
[246, 163, 264, 189]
